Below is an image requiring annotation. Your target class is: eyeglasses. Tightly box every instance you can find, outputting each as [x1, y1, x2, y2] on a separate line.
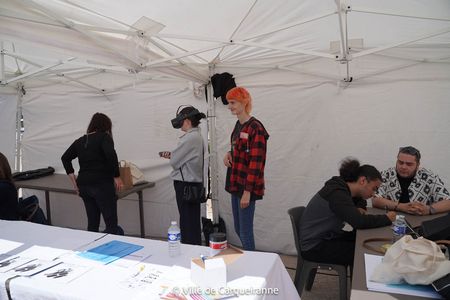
[399, 146, 421, 161]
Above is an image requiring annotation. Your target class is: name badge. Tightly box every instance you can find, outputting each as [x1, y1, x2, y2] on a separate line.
[240, 132, 248, 139]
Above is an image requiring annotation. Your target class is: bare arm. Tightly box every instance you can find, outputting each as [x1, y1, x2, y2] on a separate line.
[372, 197, 396, 210]
[373, 197, 419, 215]
[430, 199, 450, 214]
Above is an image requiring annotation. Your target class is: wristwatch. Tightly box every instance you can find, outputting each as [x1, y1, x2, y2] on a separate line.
[429, 205, 436, 215]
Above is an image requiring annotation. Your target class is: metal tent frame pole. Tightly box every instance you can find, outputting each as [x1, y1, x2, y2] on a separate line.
[15, 83, 24, 172]
[207, 64, 220, 223]
[0, 42, 4, 83]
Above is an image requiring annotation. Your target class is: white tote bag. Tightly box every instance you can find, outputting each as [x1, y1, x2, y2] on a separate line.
[371, 235, 450, 285]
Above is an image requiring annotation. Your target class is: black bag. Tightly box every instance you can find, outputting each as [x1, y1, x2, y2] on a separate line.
[418, 213, 450, 241]
[432, 273, 450, 299]
[12, 167, 55, 181]
[179, 150, 206, 204]
[183, 182, 207, 204]
[18, 195, 48, 225]
[211, 72, 236, 105]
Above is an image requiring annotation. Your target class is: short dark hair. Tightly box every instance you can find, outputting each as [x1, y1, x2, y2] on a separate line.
[339, 157, 382, 183]
[398, 146, 421, 163]
[179, 106, 205, 128]
[87, 113, 112, 136]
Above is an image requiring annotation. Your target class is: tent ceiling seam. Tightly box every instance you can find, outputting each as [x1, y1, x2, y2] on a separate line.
[147, 38, 207, 82]
[3, 50, 108, 94]
[3, 57, 75, 85]
[59, 0, 141, 31]
[352, 8, 450, 22]
[17, 0, 145, 69]
[211, 0, 258, 64]
[153, 37, 209, 64]
[144, 44, 225, 68]
[244, 11, 336, 41]
[353, 27, 450, 58]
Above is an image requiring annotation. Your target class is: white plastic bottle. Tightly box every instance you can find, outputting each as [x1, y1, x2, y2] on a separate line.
[392, 215, 407, 243]
[168, 221, 181, 257]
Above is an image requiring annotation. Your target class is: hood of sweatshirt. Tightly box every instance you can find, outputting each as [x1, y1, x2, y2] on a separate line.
[319, 176, 350, 201]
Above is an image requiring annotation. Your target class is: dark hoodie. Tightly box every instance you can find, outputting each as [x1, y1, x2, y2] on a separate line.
[0, 180, 19, 220]
[299, 176, 391, 251]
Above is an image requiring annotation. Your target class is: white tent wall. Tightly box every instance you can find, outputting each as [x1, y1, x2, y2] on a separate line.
[20, 79, 208, 237]
[0, 0, 450, 255]
[215, 59, 450, 254]
[0, 91, 18, 169]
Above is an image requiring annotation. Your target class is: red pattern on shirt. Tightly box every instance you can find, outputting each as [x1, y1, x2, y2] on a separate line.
[226, 118, 269, 196]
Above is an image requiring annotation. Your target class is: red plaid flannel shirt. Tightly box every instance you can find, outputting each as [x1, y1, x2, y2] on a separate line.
[226, 117, 269, 196]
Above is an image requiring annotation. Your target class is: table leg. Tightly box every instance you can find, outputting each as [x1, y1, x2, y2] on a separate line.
[138, 191, 145, 238]
[45, 190, 52, 225]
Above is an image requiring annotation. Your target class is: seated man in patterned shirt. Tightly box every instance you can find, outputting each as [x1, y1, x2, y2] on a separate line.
[373, 146, 450, 215]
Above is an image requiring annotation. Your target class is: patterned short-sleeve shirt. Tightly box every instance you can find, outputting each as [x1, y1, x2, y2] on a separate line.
[375, 167, 450, 204]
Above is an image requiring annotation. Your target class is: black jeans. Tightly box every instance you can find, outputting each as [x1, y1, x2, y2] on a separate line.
[78, 181, 121, 235]
[301, 230, 356, 267]
[174, 180, 202, 245]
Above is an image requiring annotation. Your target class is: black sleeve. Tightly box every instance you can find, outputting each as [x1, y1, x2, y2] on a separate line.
[101, 134, 120, 178]
[354, 197, 367, 209]
[61, 140, 78, 174]
[329, 190, 391, 229]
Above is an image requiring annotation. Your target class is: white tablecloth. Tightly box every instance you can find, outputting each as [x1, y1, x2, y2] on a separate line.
[0, 221, 299, 300]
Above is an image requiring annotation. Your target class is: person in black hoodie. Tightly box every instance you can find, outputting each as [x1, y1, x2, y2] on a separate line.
[61, 113, 124, 234]
[0, 152, 19, 220]
[299, 158, 396, 267]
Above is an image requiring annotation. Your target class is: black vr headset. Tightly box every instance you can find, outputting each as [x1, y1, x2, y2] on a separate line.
[171, 105, 206, 129]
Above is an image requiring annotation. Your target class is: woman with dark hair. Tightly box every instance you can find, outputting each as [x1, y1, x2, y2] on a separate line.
[0, 152, 19, 220]
[160, 106, 206, 245]
[299, 158, 396, 267]
[61, 113, 124, 234]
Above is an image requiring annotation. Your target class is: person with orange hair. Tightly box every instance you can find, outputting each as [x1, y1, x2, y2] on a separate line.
[223, 87, 269, 251]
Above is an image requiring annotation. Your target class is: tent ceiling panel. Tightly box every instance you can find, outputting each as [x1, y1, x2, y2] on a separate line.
[1, 0, 449, 89]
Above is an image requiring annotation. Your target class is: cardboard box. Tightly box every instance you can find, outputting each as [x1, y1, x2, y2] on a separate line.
[191, 245, 243, 289]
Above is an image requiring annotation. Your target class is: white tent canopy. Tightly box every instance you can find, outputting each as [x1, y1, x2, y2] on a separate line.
[1, 0, 449, 254]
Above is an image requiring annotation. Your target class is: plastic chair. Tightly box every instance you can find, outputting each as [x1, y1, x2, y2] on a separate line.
[288, 206, 348, 300]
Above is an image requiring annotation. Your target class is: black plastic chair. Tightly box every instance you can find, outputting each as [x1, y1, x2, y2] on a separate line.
[288, 206, 348, 300]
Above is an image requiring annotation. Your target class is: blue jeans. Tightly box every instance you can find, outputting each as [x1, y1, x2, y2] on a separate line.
[231, 193, 256, 251]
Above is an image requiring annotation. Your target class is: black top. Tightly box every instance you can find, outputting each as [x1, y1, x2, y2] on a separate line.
[0, 180, 19, 220]
[61, 132, 120, 186]
[397, 174, 414, 203]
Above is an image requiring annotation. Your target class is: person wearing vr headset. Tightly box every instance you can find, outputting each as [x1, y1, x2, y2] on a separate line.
[223, 87, 269, 251]
[160, 106, 206, 245]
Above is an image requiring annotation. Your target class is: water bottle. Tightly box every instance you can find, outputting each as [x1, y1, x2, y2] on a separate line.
[392, 215, 407, 243]
[168, 221, 181, 257]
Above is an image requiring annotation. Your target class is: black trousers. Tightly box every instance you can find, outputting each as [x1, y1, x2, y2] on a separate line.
[301, 230, 356, 267]
[173, 180, 202, 245]
[79, 181, 122, 235]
